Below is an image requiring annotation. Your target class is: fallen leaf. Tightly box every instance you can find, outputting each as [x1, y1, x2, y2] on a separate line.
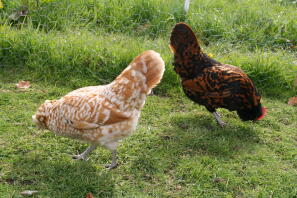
[288, 97, 297, 106]
[16, 81, 30, 89]
[20, 190, 38, 196]
[86, 193, 94, 198]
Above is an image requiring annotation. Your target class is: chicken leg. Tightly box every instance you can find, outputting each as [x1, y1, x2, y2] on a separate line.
[105, 150, 118, 169]
[212, 112, 226, 127]
[72, 144, 97, 161]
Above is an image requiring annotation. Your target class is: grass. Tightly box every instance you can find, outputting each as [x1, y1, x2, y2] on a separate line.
[1, 0, 296, 47]
[0, 27, 296, 97]
[0, 0, 297, 197]
[0, 83, 296, 197]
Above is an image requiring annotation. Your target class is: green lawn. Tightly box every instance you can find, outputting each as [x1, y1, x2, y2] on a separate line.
[0, 0, 297, 197]
[0, 82, 296, 197]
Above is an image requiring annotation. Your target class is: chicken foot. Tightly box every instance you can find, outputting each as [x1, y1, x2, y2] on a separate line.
[72, 144, 97, 161]
[73, 145, 117, 169]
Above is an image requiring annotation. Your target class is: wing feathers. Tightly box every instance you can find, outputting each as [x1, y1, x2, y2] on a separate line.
[69, 120, 101, 130]
[59, 94, 132, 130]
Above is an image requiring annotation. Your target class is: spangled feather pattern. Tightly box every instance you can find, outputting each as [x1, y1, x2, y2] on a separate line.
[170, 23, 264, 121]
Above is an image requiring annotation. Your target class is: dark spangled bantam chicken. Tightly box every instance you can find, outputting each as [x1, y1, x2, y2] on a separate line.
[170, 23, 266, 126]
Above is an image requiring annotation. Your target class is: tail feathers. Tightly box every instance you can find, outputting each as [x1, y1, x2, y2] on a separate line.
[142, 50, 165, 89]
[129, 50, 165, 90]
[170, 22, 201, 55]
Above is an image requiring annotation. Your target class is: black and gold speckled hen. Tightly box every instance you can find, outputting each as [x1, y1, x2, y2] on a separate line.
[170, 23, 266, 126]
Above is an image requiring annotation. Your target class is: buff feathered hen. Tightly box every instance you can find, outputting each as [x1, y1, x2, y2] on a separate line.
[32, 50, 165, 169]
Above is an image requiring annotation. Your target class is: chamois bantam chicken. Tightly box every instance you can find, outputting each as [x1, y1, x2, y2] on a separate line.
[170, 23, 266, 126]
[32, 50, 165, 169]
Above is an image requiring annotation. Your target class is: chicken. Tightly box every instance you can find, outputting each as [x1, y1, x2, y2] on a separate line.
[32, 50, 165, 169]
[170, 23, 266, 126]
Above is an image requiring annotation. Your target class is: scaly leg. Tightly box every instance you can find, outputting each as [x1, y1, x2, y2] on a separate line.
[105, 150, 118, 170]
[212, 112, 226, 127]
[72, 144, 97, 161]
[104, 142, 118, 169]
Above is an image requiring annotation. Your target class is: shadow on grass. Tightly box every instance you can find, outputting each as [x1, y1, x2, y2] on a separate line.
[126, 113, 262, 176]
[5, 156, 114, 198]
[167, 114, 261, 157]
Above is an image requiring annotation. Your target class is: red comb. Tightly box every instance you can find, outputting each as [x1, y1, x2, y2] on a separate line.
[256, 107, 267, 121]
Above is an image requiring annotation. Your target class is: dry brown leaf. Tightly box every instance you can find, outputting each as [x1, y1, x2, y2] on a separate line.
[16, 80, 30, 89]
[86, 193, 94, 198]
[20, 190, 38, 196]
[288, 97, 297, 106]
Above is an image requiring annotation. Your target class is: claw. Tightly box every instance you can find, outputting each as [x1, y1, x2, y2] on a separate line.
[217, 120, 226, 127]
[72, 154, 88, 161]
[105, 163, 118, 170]
[71, 145, 97, 161]
[104, 150, 118, 170]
